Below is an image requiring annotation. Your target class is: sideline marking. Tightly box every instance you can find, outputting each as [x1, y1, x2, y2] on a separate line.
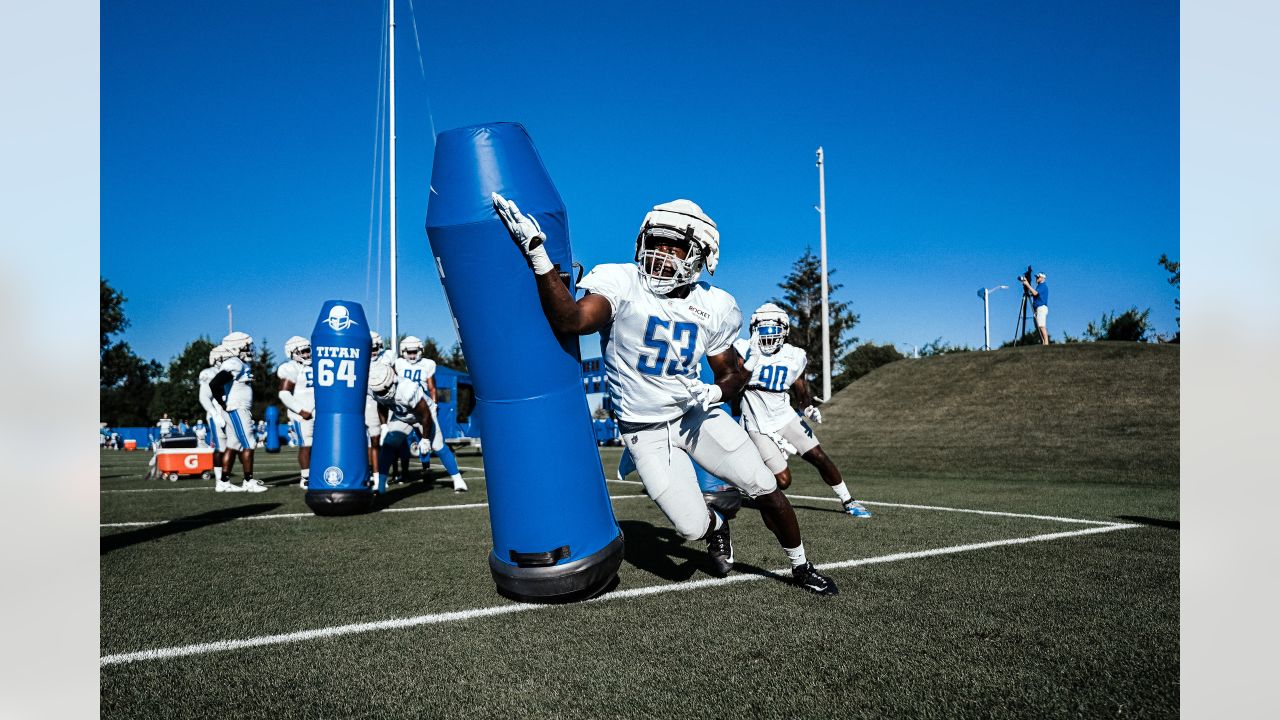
[100, 522, 1139, 666]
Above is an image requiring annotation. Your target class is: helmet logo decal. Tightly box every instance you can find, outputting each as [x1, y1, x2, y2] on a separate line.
[326, 305, 358, 331]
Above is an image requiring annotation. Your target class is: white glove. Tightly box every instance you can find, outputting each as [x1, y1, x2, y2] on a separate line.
[803, 405, 823, 423]
[690, 382, 723, 411]
[213, 411, 228, 430]
[491, 192, 554, 275]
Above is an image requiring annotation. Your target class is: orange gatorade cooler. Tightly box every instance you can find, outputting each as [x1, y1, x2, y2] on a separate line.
[155, 448, 215, 481]
[123, 439, 137, 451]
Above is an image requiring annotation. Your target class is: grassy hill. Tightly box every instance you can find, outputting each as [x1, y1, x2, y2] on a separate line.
[821, 342, 1179, 485]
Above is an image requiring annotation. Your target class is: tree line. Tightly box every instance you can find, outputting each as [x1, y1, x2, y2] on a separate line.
[99, 278, 467, 427]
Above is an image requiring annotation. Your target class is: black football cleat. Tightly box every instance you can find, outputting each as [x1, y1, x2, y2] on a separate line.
[705, 522, 734, 578]
[792, 562, 839, 596]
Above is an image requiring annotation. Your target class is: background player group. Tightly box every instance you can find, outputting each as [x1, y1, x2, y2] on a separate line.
[493, 192, 871, 596]
[196, 329, 466, 493]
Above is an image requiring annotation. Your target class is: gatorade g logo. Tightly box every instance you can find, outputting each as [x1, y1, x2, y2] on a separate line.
[183, 454, 199, 469]
[326, 305, 358, 331]
[323, 466, 344, 487]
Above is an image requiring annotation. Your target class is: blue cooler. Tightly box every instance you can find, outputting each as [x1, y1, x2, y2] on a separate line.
[305, 300, 375, 516]
[425, 122, 623, 602]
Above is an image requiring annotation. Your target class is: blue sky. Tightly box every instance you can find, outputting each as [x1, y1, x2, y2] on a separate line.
[102, 0, 1178, 366]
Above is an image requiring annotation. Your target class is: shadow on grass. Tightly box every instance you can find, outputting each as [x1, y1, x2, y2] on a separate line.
[1117, 515, 1179, 531]
[100, 503, 281, 555]
[618, 519, 778, 584]
[374, 477, 444, 509]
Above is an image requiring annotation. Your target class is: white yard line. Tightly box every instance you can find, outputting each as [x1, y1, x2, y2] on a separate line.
[102, 487, 211, 493]
[99, 487, 657, 529]
[784, 494, 1128, 527]
[100, 521, 1139, 667]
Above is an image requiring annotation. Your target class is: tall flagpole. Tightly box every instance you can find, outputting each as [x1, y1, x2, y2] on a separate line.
[816, 147, 831, 401]
[388, 0, 399, 354]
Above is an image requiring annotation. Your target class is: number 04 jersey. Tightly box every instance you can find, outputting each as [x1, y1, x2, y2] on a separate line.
[579, 263, 742, 424]
[732, 339, 807, 433]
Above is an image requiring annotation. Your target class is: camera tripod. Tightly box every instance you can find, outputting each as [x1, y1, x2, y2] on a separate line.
[1012, 265, 1035, 345]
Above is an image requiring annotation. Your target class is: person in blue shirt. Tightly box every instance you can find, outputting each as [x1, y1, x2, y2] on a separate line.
[1020, 271, 1050, 345]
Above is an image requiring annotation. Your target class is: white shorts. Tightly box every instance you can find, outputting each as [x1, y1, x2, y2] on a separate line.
[365, 395, 381, 438]
[1034, 305, 1049, 328]
[206, 412, 228, 452]
[287, 412, 314, 447]
[224, 408, 257, 451]
[619, 404, 777, 541]
[748, 416, 821, 474]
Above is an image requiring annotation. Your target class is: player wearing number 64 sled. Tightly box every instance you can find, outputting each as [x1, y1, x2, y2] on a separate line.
[492, 192, 838, 596]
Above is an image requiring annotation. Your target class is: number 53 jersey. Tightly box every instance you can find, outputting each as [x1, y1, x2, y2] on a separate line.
[579, 263, 742, 424]
[732, 338, 807, 433]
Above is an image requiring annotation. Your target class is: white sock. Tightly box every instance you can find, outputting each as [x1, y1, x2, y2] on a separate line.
[214, 468, 223, 481]
[450, 473, 463, 482]
[784, 543, 807, 568]
[830, 482, 851, 503]
[301, 468, 310, 479]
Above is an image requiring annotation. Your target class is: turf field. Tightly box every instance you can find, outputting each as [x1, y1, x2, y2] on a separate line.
[100, 343, 1178, 719]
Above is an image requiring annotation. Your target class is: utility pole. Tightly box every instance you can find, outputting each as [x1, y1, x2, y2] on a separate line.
[977, 285, 1008, 350]
[388, 0, 399, 355]
[816, 147, 830, 401]
[227, 304, 233, 334]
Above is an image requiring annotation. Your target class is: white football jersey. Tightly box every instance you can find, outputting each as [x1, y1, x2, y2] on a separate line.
[373, 349, 397, 367]
[276, 360, 315, 413]
[197, 367, 219, 415]
[372, 380, 426, 425]
[733, 339, 807, 433]
[395, 357, 436, 396]
[215, 356, 254, 411]
[579, 263, 742, 423]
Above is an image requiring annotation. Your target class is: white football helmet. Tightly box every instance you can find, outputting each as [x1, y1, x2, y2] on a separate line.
[284, 335, 312, 366]
[367, 361, 397, 400]
[634, 199, 719, 295]
[370, 331, 384, 356]
[222, 331, 254, 361]
[750, 303, 790, 355]
[400, 335, 424, 361]
[208, 344, 234, 367]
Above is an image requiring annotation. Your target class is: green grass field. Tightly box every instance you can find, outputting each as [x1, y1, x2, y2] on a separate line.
[100, 343, 1178, 719]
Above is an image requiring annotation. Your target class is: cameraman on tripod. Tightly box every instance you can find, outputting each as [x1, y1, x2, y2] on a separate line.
[1019, 271, 1050, 345]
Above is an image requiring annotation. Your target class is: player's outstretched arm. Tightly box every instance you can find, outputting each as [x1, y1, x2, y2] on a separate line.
[492, 192, 611, 336]
[707, 347, 752, 405]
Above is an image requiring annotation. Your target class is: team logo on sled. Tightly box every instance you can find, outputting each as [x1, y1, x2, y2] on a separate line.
[323, 466, 344, 487]
[325, 305, 358, 331]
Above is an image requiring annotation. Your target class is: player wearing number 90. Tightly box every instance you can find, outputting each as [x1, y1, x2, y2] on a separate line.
[492, 192, 838, 596]
[734, 304, 872, 518]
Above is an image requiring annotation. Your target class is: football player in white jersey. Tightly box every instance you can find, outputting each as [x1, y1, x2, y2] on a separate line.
[207, 331, 268, 492]
[734, 304, 872, 518]
[277, 336, 316, 488]
[198, 344, 235, 489]
[493, 193, 838, 595]
[365, 331, 395, 480]
[367, 362, 436, 494]
[396, 336, 467, 492]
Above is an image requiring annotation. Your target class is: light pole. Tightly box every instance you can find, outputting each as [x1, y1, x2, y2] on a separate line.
[977, 285, 1008, 350]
